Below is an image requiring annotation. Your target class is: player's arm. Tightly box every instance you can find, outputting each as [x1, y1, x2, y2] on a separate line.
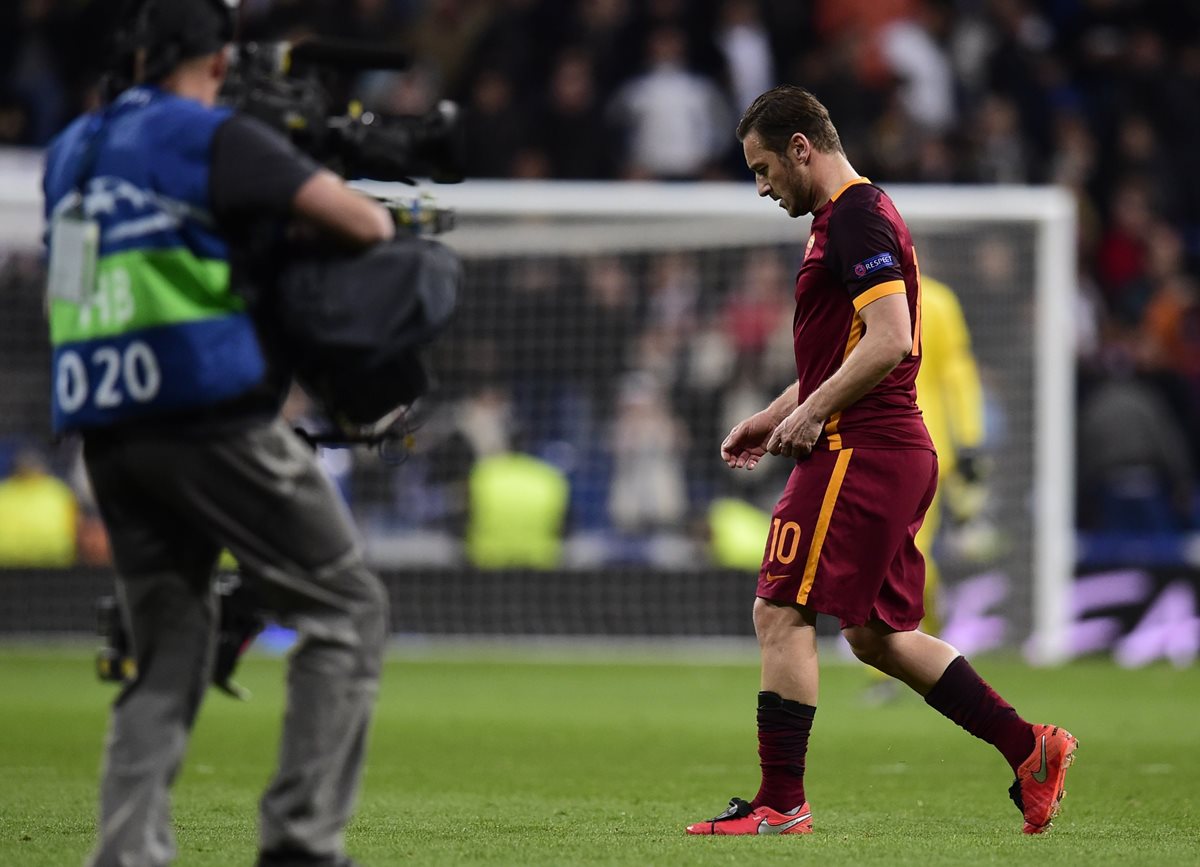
[767, 199, 912, 459]
[766, 294, 911, 458]
[721, 380, 799, 470]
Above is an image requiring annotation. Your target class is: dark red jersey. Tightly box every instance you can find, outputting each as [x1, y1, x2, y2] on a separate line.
[794, 178, 933, 451]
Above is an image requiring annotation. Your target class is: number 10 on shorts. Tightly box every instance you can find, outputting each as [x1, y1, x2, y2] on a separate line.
[767, 518, 803, 565]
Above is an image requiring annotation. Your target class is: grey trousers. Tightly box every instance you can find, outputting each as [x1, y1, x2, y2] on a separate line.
[82, 419, 388, 867]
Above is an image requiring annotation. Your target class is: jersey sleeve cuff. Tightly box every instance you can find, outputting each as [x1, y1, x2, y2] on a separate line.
[852, 280, 906, 311]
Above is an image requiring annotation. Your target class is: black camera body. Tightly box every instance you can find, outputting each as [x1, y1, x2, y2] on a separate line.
[221, 40, 465, 185]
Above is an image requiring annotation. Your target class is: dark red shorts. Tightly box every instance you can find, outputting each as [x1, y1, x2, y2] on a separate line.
[756, 447, 938, 631]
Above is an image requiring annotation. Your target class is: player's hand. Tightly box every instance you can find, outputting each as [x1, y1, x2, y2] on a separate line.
[766, 404, 823, 459]
[720, 410, 777, 470]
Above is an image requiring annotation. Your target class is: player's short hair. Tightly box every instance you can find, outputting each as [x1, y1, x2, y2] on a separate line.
[736, 85, 844, 155]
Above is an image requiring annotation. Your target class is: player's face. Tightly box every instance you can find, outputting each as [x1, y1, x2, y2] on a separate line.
[743, 131, 813, 218]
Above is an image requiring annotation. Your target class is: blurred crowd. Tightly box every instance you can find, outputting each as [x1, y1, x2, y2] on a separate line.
[2, 0, 1200, 568]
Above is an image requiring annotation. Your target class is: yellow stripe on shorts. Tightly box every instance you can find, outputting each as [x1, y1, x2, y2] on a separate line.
[797, 448, 854, 605]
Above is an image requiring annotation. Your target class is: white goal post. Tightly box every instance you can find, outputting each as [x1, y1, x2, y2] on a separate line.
[374, 179, 1079, 665]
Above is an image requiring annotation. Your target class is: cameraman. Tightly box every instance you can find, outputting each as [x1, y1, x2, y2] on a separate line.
[42, 2, 394, 866]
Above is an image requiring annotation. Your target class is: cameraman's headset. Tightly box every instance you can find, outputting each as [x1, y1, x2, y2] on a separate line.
[116, 0, 237, 86]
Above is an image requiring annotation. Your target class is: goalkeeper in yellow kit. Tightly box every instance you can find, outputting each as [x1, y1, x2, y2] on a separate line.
[864, 275, 986, 702]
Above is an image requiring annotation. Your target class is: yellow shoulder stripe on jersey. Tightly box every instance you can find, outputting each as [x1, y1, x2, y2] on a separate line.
[830, 176, 871, 202]
[852, 280, 906, 311]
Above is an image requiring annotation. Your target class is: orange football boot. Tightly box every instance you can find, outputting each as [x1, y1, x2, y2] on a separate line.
[686, 797, 813, 836]
[1009, 724, 1079, 834]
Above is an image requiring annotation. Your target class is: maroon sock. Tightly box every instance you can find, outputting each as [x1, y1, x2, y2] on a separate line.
[751, 692, 815, 812]
[924, 656, 1035, 773]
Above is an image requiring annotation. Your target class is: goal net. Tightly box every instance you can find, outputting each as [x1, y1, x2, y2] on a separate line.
[0, 160, 1075, 662]
[393, 180, 1077, 663]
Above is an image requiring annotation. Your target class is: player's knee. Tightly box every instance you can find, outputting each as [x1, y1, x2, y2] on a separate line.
[752, 597, 779, 637]
[842, 626, 887, 668]
[752, 597, 805, 647]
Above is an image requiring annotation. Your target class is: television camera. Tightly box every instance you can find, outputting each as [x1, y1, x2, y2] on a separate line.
[213, 38, 464, 461]
[222, 37, 465, 201]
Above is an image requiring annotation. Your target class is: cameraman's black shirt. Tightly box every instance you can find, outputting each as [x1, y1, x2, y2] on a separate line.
[211, 114, 321, 219]
[204, 114, 323, 434]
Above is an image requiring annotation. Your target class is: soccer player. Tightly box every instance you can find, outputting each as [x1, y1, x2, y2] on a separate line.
[686, 85, 1076, 837]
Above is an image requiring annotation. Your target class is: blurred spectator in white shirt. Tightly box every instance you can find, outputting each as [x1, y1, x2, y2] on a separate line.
[716, 0, 774, 117]
[607, 25, 732, 179]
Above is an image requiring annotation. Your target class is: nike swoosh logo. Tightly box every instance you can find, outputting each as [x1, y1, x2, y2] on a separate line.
[757, 812, 811, 834]
[764, 573, 787, 583]
[1031, 735, 1049, 783]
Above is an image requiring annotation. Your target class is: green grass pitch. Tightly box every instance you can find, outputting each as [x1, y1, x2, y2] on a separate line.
[1, 645, 1197, 866]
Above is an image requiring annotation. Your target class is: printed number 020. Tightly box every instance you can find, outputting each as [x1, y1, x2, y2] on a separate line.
[768, 518, 802, 565]
[56, 341, 161, 413]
